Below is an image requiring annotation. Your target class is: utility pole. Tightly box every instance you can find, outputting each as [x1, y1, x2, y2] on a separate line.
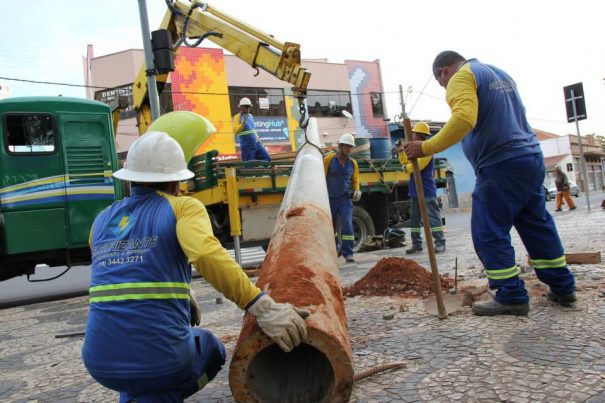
[398, 84, 406, 119]
[137, 0, 161, 121]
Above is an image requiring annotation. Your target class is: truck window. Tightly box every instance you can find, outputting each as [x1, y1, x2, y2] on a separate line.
[4, 114, 56, 154]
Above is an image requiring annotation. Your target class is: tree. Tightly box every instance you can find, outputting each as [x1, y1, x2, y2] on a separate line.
[594, 134, 605, 151]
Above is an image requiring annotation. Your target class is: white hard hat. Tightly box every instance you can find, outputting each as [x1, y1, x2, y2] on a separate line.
[113, 131, 194, 182]
[338, 133, 355, 146]
[238, 97, 252, 107]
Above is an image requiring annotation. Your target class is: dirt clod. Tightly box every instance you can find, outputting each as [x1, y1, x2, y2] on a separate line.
[343, 257, 453, 298]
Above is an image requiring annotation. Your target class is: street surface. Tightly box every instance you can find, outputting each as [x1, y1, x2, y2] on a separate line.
[1, 193, 604, 402]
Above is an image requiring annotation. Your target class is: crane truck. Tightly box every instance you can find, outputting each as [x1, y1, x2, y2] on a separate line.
[0, 1, 446, 281]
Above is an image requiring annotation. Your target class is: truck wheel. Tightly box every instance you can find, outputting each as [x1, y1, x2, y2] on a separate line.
[352, 205, 375, 252]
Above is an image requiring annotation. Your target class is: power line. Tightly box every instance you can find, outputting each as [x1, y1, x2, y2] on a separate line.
[0, 75, 401, 97]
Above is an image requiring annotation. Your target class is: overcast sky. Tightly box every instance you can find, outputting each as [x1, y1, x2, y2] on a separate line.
[1, 0, 603, 136]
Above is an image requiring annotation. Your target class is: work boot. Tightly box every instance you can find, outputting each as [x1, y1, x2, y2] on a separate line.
[471, 299, 529, 316]
[546, 291, 576, 306]
[345, 256, 355, 263]
[434, 244, 446, 254]
[406, 245, 422, 255]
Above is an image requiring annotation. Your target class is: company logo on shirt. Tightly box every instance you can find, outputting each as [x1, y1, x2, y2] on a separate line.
[110, 213, 137, 236]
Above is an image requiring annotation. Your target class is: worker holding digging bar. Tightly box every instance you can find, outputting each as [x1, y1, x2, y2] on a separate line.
[404, 51, 576, 316]
[397, 121, 446, 255]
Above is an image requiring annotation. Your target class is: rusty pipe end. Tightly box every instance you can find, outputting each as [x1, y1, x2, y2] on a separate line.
[229, 328, 353, 403]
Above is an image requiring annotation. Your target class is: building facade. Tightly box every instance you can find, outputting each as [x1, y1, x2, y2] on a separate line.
[537, 130, 605, 192]
[88, 47, 389, 157]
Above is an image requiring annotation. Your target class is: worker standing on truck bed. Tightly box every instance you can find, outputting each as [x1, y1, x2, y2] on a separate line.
[404, 51, 576, 316]
[82, 130, 308, 402]
[233, 97, 271, 162]
[398, 121, 446, 255]
[324, 133, 361, 263]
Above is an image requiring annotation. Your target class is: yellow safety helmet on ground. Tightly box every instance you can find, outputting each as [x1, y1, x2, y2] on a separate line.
[148, 111, 216, 163]
[412, 121, 431, 137]
[113, 131, 194, 183]
[338, 133, 356, 146]
[238, 97, 253, 107]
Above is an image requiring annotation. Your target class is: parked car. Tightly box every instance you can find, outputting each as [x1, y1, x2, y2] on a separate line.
[545, 183, 580, 201]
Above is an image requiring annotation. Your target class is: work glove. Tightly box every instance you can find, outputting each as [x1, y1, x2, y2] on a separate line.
[189, 288, 201, 327]
[247, 294, 309, 352]
[352, 190, 362, 202]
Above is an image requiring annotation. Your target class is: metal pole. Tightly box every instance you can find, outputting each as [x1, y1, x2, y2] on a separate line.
[570, 89, 591, 211]
[137, 0, 161, 121]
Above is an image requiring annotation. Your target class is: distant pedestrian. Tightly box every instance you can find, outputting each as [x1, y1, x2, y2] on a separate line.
[553, 166, 576, 212]
[324, 133, 361, 263]
[398, 121, 446, 255]
[233, 97, 271, 162]
[404, 51, 576, 316]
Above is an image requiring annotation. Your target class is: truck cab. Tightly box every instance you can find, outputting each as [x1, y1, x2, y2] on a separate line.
[0, 97, 121, 280]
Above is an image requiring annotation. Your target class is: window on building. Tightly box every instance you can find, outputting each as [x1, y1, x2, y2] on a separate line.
[228, 87, 286, 117]
[566, 163, 573, 172]
[370, 92, 384, 118]
[4, 114, 55, 153]
[307, 90, 352, 117]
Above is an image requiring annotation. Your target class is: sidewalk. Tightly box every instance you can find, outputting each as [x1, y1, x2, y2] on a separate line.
[1, 208, 604, 402]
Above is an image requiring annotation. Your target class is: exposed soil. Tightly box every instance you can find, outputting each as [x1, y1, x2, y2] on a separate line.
[343, 257, 454, 298]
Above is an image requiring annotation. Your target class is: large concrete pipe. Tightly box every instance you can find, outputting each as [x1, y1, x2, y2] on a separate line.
[229, 118, 354, 402]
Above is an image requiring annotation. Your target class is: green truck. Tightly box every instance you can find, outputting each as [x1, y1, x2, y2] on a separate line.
[0, 96, 122, 280]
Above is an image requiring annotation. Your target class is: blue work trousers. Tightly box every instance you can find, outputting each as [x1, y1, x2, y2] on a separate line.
[410, 197, 445, 248]
[472, 153, 575, 305]
[241, 141, 271, 162]
[91, 328, 226, 403]
[330, 196, 354, 258]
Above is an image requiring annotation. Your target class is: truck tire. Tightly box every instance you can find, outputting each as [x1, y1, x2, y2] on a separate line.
[352, 205, 375, 252]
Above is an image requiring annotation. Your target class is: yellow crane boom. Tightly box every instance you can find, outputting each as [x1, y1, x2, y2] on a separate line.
[132, 0, 311, 134]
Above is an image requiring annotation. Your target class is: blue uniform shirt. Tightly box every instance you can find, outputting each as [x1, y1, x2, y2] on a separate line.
[462, 59, 541, 170]
[82, 187, 193, 378]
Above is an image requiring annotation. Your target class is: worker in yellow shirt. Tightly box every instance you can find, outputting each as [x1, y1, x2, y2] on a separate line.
[398, 122, 446, 254]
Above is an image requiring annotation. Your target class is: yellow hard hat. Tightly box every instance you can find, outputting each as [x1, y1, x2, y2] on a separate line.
[148, 111, 216, 163]
[412, 122, 431, 136]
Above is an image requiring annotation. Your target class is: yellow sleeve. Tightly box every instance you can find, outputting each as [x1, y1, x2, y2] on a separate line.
[398, 151, 430, 173]
[232, 113, 245, 135]
[323, 153, 336, 177]
[166, 194, 261, 309]
[351, 159, 360, 191]
[422, 65, 477, 156]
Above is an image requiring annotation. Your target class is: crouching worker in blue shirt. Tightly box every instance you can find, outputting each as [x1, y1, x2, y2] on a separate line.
[82, 127, 308, 402]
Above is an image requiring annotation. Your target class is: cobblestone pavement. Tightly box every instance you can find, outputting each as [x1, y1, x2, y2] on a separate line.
[1, 208, 604, 402]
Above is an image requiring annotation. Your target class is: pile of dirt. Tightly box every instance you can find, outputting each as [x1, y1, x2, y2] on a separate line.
[343, 257, 454, 298]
